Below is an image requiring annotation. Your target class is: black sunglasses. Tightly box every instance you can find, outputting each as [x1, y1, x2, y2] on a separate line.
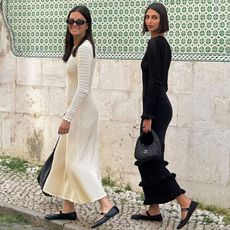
[66, 18, 87, 26]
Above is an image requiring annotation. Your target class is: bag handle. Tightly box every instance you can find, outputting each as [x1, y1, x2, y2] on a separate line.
[140, 130, 158, 146]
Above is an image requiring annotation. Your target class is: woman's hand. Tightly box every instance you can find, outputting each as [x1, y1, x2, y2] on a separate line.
[58, 119, 71, 135]
[142, 119, 152, 133]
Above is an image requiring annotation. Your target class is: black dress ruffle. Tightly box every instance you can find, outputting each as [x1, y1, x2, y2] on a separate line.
[135, 159, 185, 205]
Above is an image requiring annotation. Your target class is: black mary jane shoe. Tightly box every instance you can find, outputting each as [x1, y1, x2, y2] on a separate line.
[176, 200, 199, 229]
[131, 211, 163, 221]
[91, 206, 119, 228]
[44, 210, 77, 221]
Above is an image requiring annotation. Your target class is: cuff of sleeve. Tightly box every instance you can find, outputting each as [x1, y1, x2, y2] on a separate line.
[63, 114, 72, 123]
[141, 114, 155, 119]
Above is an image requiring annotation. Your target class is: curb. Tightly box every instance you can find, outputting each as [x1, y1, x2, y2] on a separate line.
[0, 203, 88, 230]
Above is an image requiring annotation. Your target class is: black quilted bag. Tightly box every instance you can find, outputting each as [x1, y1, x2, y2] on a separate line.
[134, 130, 161, 162]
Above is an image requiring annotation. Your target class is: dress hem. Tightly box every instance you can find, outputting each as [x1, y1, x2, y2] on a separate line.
[143, 189, 186, 205]
[42, 188, 107, 205]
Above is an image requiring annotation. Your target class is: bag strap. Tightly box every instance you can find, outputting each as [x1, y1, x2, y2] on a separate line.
[53, 135, 60, 150]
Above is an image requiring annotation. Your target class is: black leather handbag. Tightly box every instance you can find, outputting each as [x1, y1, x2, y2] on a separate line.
[37, 137, 59, 196]
[134, 130, 161, 162]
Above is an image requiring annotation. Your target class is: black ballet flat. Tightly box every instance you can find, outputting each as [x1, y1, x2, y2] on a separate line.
[176, 200, 199, 229]
[131, 211, 163, 221]
[91, 206, 119, 228]
[44, 210, 77, 220]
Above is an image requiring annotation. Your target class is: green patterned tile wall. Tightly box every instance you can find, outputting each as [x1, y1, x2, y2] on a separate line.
[1, 0, 230, 61]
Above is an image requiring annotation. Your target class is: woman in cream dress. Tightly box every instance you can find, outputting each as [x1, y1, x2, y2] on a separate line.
[43, 5, 119, 228]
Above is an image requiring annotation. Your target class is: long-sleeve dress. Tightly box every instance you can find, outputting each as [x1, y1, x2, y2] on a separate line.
[43, 40, 107, 203]
[136, 36, 185, 205]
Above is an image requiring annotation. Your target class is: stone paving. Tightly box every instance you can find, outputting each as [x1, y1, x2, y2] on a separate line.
[0, 167, 229, 230]
[0, 224, 46, 230]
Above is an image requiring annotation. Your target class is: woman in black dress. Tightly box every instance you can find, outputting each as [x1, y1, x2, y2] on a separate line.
[131, 3, 198, 229]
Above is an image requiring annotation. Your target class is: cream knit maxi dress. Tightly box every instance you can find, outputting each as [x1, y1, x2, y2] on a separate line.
[43, 40, 107, 203]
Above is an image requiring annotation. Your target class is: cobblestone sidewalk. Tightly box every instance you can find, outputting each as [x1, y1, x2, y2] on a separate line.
[0, 168, 229, 230]
[0, 224, 45, 230]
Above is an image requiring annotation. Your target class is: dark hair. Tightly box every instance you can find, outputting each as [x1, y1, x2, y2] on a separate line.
[142, 2, 169, 35]
[62, 5, 95, 62]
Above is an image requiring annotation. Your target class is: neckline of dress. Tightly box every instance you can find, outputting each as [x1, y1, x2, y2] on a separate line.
[151, 35, 165, 39]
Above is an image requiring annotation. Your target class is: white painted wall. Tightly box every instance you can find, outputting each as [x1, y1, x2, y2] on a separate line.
[1, 9, 230, 208]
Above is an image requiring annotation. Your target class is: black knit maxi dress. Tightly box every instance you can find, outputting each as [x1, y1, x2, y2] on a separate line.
[136, 36, 185, 205]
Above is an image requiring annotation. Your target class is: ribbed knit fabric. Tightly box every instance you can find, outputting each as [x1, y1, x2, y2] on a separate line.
[43, 40, 107, 203]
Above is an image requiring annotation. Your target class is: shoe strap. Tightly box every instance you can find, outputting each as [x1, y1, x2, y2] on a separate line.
[181, 207, 189, 211]
[181, 200, 195, 212]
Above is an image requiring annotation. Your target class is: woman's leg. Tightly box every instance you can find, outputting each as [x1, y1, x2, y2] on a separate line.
[44, 199, 77, 220]
[148, 204, 161, 215]
[176, 194, 192, 219]
[175, 194, 199, 229]
[98, 196, 113, 213]
[91, 196, 119, 228]
[131, 204, 161, 219]
[62, 200, 75, 213]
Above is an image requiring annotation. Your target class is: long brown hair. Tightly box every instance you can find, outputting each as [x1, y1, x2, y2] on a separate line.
[62, 5, 95, 62]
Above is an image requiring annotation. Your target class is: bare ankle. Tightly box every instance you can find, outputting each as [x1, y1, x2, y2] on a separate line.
[99, 197, 113, 213]
[62, 200, 75, 213]
[148, 204, 161, 215]
[176, 195, 191, 208]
